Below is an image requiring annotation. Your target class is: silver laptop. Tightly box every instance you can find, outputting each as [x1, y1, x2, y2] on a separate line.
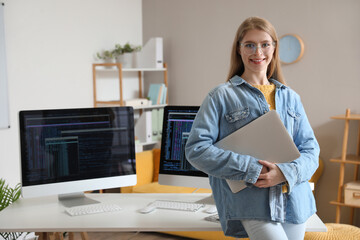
[214, 110, 300, 193]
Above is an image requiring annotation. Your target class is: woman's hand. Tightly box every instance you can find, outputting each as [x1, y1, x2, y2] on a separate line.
[254, 160, 286, 188]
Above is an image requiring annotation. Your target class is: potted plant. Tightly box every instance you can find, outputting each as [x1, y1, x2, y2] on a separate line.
[122, 42, 141, 53]
[112, 44, 123, 57]
[112, 44, 124, 64]
[96, 50, 115, 65]
[0, 178, 31, 240]
[112, 42, 141, 68]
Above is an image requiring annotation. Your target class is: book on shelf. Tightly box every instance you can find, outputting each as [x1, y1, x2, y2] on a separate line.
[160, 86, 167, 105]
[148, 83, 167, 105]
[135, 108, 164, 144]
[151, 108, 164, 142]
[135, 110, 152, 143]
[148, 83, 161, 105]
[158, 108, 164, 136]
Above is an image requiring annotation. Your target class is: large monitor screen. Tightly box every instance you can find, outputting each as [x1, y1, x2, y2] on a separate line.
[19, 107, 136, 203]
[159, 105, 210, 189]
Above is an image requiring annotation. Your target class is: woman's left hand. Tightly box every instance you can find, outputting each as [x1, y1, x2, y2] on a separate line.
[254, 160, 286, 188]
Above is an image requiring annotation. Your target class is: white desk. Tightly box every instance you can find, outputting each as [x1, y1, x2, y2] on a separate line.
[0, 193, 326, 233]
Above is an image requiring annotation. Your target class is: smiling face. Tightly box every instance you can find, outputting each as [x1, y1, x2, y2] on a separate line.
[239, 29, 275, 79]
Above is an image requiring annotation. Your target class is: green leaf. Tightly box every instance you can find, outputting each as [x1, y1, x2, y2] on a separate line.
[0, 178, 21, 211]
[0, 178, 25, 240]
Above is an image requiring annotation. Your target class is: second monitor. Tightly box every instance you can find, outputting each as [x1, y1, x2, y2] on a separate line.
[158, 105, 211, 189]
[19, 107, 137, 207]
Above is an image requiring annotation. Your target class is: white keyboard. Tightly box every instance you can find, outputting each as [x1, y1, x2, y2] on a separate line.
[65, 203, 122, 216]
[151, 200, 204, 212]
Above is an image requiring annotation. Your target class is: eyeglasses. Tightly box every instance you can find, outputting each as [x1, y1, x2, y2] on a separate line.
[239, 42, 276, 55]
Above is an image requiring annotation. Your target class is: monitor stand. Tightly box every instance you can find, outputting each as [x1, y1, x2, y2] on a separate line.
[58, 192, 100, 208]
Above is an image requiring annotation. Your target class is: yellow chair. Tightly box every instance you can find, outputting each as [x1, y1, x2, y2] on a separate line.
[309, 157, 324, 191]
[305, 223, 360, 240]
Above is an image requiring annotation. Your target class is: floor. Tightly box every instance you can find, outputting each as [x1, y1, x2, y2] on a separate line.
[67, 232, 193, 240]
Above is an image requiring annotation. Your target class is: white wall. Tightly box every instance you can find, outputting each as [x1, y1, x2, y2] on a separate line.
[0, 0, 142, 186]
[143, 0, 360, 225]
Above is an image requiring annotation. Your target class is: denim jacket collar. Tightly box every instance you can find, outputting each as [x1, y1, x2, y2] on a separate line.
[229, 75, 286, 89]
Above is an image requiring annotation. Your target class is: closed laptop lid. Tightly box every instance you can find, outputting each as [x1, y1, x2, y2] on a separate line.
[214, 110, 300, 193]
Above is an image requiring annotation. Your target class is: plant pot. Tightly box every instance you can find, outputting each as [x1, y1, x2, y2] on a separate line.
[116, 53, 134, 68]
[103, 58, 115, 68]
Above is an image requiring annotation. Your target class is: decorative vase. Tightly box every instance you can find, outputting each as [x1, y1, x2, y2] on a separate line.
[116, 53, 133, 68]
[103, 58, 115, 68]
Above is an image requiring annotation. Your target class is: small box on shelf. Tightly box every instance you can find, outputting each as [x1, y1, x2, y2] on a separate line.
[344, 181, 360, 206]
[124, 98, 150, 108]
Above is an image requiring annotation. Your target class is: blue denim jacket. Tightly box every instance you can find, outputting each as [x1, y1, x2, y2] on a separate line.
[185, 75, 320, 238]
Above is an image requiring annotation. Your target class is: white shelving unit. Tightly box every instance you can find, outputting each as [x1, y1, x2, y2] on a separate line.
[92, 63, 168, 107]
[92, 63, 168, 152]
[132, 104, 167, 110]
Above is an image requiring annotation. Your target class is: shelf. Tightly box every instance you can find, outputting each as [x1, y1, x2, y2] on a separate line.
[330, 155, 360, 165]
[95, 101, 122, 106]
[93, 62, 168, 107]
[93, 63, 166, 72]
[95, 67, 167, 72]
[329, 108, 360, 224]
[132, 104, 167, 110]
[93, 62, 168, 153]
[331, 114, 360, 120]
[136, 141, 159, 147]
[94, 103, 167, 110]
[135, 140, 160, 153]
[330, 201, 360, 208]
[124, 68, 166, 72]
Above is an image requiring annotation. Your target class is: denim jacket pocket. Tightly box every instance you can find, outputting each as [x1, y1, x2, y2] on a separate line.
[225, 107, 250, 123]
[287, 108, 301, 119]
[287, 108, 301, 136]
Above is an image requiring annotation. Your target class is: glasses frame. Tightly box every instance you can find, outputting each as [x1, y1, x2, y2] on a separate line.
[239, 41, 276, 55]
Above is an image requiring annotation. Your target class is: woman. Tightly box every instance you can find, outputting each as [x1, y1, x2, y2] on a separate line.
[185, 17, 320, 240]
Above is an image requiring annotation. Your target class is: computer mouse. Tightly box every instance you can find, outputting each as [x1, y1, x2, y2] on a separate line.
[139, 205, 156, 214]
[204, 205, 218, 214]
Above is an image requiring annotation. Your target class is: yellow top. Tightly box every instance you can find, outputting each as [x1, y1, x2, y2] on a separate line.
[253, 84, 289, 193]
[253, 84, 276, 110]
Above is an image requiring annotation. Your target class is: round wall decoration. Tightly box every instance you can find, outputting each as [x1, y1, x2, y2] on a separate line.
[279, 34, 304, 64]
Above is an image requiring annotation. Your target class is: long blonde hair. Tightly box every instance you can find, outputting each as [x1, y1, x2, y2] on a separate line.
[226, 17, 285, 84]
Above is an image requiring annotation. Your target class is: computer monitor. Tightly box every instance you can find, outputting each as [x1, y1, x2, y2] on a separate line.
[19, 107, 136, 207]
[158, 105, 211, 190]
